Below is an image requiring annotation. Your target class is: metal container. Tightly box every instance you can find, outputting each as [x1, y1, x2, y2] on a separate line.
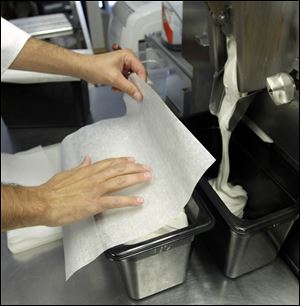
[184, 112, 299, 278]
[105, 195, 215, 300]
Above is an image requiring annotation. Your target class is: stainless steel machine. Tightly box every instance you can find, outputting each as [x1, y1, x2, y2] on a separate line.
[204, 1, 299, 142]
[181, 1, 299, 277]
[140, 1, 299, 278]
[140, 1, 298, 278]
[103, 2, 299, 298]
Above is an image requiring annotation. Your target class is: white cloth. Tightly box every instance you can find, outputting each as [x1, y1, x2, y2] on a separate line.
[1, 17, 30, 77]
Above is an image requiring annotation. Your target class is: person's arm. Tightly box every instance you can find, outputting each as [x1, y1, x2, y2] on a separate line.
[9, 37, 146, 101]
[1, 156, 151, 231]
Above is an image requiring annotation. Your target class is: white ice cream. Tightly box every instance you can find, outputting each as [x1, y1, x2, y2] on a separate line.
[209, 36, 248, 218]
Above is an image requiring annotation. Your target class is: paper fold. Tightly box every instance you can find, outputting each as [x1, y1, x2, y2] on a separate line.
[61, 74, 215, 279]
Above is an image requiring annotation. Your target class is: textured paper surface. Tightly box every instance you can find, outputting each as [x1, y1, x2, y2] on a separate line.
[61, 74, 215, 279]
[1, 146, 57, 186]
[126, 211, 188, 245]
[1, 145, 63, 254]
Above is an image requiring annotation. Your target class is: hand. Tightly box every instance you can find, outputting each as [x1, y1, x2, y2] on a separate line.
[9, 35, 146, 101]
[34, 156, 151, 227]
[81, 49, 147, 101]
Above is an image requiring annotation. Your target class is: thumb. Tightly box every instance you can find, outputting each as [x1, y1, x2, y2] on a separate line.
[76, 155, 92, 168]
[114, 73, 143, 102]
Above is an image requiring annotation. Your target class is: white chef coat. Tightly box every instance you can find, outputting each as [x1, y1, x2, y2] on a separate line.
[1, 17, 31, 77]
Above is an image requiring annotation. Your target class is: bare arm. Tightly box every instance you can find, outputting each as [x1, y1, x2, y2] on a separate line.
[1, 184, 45, 230]
[10, 37, 146, 101]
[2, 36, 150, 232]
[1, 156, 151, 231]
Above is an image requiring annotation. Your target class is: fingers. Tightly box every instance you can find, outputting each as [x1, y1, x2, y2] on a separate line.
[110, 48, 146, 101]
[101, 171, 152, 194]
[98, 195, 144, 211]
[51, 155, 151, 198]
[123, 50, 147, 82]
[113, 72, 143, 101]
[89, 157, 137, 174]
[76, 155, 92, 169]
[112, 43, 121, 51]
[56, 157, 138, 188]
[112, 45, 146, 81]
[71, 156, 135, 177]
[112, 87, 121, 93]
[97, 162, 151, 183]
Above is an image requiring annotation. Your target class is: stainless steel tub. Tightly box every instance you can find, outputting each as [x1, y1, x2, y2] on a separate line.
[183, 112, 299, 278]
[105, 195, 214, 300]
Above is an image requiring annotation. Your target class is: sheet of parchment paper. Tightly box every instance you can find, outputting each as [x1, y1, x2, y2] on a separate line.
[1, 145, 63, 254]
[61, 73, 215, 279]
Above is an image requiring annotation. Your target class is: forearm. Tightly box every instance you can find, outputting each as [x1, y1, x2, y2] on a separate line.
[9, 37, 89, 80]
[1, 184, 46, 231]
[7, 36, 146, 100]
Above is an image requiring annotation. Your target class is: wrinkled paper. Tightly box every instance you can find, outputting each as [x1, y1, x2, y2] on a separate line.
[62, 74, 215, 279]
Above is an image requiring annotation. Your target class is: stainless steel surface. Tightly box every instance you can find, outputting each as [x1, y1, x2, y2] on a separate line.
[182, 1, 210, 68]
[116, 240, 192, 300]
[1, 233, 299, 305]
[266, 73, 296, 105]
[227, 92, 261, 131]
[73, 1, 93, 51]
[205, 1, 299, 132]
[205, 1, 231, 35]
[207, 69, 224, 116]
[182, 1, 214, 115]
[106, 195, 214, 300]
[241, 116, 274, 144]
[207, 11, 227, 73]
[281, 219, 300, 276]
[208, 72, 260, 132]
[246, 90, 299, 169]
[1, 86, 299, 305]
[294, 57, 299, 86]
[85, 1, 106, 52]
[231, 1, 299, 93]
[10, 13, 73, 39]
[185, 1, 299, 278]
[204, 1, 300, 145]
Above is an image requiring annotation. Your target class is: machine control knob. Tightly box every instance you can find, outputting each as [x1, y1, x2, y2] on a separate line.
[266, 73, 296, 106]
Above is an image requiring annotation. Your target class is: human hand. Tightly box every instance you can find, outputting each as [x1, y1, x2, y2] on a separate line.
[81, 49, 147, 101]
[8, 35, 146, 101]
[35, 156, 151, 227]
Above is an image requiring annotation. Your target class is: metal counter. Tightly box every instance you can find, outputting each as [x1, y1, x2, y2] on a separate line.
[1, 233, 299, 305]
[1, 85, 299, 305]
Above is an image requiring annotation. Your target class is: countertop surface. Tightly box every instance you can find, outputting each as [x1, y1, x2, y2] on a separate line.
[1, 232, 299, 305]
[1, 85, 299, 305]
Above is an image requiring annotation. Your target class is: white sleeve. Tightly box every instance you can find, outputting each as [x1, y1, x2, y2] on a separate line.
[1, 17, 31, 77]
